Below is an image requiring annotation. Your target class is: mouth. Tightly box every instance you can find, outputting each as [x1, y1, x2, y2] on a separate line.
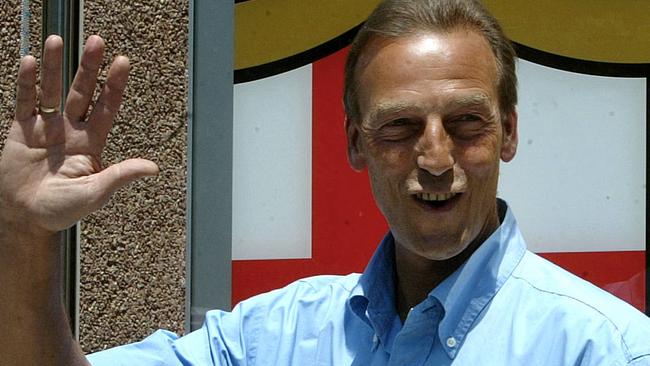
[413, 192, 461, 211]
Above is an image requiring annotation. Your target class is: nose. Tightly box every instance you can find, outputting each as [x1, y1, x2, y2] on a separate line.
[416, 120, 454, 176]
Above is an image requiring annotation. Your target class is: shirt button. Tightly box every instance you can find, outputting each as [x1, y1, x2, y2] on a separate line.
[446, 337, 457, 348]
[373, 334, 379, 344]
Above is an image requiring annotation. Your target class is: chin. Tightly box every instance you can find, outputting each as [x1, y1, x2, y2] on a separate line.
[402, 232, 471, 261]
[420, 246, 469, 261]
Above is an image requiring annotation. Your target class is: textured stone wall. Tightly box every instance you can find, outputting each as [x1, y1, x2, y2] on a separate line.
[1, 0, 188, 354]
[0, 3, 21, 150]
[80, 0, 188, 352]
[0, 0, 188, 354]
[0, 0, 41, 151]
[0, 0, 188, 352]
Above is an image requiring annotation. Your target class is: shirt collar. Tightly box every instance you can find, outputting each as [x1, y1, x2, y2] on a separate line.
[349, 232, 398, 347]
[348, 199, 527, 358]
[430, 199, 527, 358]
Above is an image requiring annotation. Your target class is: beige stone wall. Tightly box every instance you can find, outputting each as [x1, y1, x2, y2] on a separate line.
[0, 1, 41, 150]
[0, 3, 21, 150]
[80, 0, 188, 352]
[0, 0, 188, 354]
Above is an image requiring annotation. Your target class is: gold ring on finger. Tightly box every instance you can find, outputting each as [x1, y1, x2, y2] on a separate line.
[39, 105, 59, 114]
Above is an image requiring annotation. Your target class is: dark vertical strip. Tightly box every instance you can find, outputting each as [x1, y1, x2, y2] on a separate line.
[42, 0, 81, 338]
[186, 0, 234, 331]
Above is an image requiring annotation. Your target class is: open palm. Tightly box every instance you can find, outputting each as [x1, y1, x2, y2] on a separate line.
[0, 35, 158, 236]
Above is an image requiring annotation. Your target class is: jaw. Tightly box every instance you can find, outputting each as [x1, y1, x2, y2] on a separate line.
[389, 189, 501, 262]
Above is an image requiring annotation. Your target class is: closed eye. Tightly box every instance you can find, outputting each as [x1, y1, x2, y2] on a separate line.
[447, 114, 488, 139]
[385, 118, 415, 127]
[453, 114, 482, 122]
[377, 118, 420, 142]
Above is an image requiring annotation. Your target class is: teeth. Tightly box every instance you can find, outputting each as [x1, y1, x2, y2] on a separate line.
[416, 192, 456, 201]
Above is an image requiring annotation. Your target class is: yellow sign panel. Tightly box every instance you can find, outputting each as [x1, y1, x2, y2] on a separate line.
[235, 0, 381, 70]
[236, 0, 650, 69]
[483, 0, 650, 63]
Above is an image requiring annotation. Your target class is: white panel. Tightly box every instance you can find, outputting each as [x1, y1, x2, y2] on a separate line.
[499, 59, 646, 253]
[232, 65, 312, 260]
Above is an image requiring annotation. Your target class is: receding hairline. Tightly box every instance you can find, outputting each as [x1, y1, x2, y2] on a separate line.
[351, 28, 502, 123]
[344, 0, 518, 126]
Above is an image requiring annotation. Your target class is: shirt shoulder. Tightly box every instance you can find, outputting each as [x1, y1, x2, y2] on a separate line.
[295, 273, 362, 293]
[510, 251, 650, 363]
[199, 273, 362, 365]
[225, 273, 361, 312]
[88, 274, 363, 366]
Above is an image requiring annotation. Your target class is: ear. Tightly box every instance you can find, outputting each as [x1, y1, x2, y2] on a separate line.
[500, 110, 518, 162]
[345, 117, 366, 171]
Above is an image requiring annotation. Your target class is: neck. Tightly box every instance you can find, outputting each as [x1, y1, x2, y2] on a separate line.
[394, 241, 478, 321]
[394, 207, 503, 321]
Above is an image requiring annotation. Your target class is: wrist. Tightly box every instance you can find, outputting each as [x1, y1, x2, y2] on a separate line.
[0, 217, 61, 263]
[0, 221, 59, 245]
[0, 200, 60, 244]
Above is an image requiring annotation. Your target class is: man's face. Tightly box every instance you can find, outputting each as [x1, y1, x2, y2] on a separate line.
[346, 29, 518, 261]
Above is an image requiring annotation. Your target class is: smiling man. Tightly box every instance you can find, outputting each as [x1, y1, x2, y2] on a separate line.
[1, 0, 649, 365]
[345, 22, 518, 323]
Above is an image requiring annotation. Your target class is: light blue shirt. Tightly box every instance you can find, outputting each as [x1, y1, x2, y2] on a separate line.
[89, 202, 650, 365]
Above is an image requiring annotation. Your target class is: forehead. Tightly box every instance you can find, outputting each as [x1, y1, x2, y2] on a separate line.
[354, 30, 499, 118]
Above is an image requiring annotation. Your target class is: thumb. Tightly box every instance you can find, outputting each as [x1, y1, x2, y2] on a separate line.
[94, 158, 159, 197]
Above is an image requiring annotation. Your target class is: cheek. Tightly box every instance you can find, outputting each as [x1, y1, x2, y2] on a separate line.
[367, 167, 395, 217]
[457, 138, 501, 177]
[457, 151, 501, 207]
[366, 143, 414, 173]
[367, 162, 398, 195]
[366, 151, 413, 200]
[382, 148, 413, 166]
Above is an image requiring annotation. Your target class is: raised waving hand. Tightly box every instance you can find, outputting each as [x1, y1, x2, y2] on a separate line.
[0, 35, 158, 237]
[0, 35, 158, 366]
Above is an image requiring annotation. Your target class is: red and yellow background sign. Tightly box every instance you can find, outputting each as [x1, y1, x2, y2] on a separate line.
[231, 0, 649, 314]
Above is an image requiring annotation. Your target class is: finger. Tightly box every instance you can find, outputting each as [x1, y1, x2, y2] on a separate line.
[87, 55, 129, 142]
[39, 35, 63, 114]
[15, 55, 37, 121]
[92, 158, 159, 201]
[64, 35, 105, 121]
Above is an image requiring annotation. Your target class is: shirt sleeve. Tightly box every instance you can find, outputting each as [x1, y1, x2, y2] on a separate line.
[87, 329, 187, 366]
[87, 304, 262, 366]
[86, 276, 342, 366]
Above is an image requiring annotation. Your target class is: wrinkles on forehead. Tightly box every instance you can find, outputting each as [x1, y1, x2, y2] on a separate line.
[355, 31, 499, 108]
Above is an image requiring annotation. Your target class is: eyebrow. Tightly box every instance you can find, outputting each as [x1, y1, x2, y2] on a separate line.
[448, 93, 491, 109]
[366, 103, 420, 123]
[366, 94, 492, 121]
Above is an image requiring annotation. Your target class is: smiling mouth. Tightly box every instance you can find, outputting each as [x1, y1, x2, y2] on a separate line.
[414, 192, 461, 210]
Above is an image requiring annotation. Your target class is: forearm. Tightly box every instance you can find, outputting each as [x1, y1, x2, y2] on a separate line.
[0, 227, 89, 366]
